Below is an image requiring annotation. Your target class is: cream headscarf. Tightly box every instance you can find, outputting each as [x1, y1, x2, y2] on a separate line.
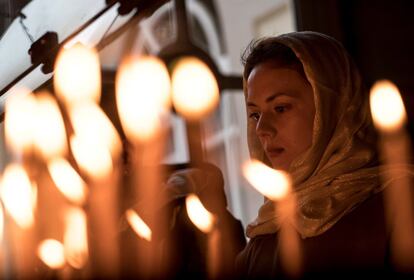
[245, 31, 386, 238]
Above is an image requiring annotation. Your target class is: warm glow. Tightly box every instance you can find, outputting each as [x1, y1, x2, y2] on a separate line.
[116, 56, 171, 142]
[243, 159, 291, 201]
[1, 164, 35, 228]
[126, 209, 152, 241]
[70, 135, 113, 180]
[33, 92, 67, 159]
[37, 239, 65, 269]
[4, 88, 37, 153]
[0, 203, 4, 243]
[69, 102, 121, 157]
[370, 80, 406, 133]
[64, 207, 88, 269]
[185, 194, 215, 233]
[54, 43, 101, 106]
[47, 158, 87, 205]
[171, 56, 219, 120]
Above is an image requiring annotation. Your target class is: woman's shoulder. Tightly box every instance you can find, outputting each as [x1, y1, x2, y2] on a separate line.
[236, 192, 390, 279]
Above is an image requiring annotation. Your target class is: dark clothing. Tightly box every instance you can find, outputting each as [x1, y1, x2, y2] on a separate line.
[235, 193, 402, 279]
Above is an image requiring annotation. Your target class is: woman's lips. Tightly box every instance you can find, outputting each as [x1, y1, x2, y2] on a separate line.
[265, 148, 285, 157]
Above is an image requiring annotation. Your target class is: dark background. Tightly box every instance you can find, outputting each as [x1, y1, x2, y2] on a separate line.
[294, 0, 414, 135]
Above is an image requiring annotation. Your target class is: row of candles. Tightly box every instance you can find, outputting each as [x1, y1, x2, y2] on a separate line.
[1, 41, 413, 278]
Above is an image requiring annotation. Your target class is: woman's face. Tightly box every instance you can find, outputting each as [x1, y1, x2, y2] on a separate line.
[246, 62, 315, 171]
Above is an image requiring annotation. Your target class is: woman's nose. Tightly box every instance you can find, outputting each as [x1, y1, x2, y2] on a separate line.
[256, 113, 276, 138]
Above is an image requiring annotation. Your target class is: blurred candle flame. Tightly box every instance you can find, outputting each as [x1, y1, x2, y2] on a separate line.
[37, 239, 65, 269]
[171, 56, 219, 120]
[370, 80, 406, 133]
[1, 164, 35, 229]
[243, 159, 291, 201]
[47, 158, 87, 205]
[64, 207, 88, 269]
[33, 92, 67, 159]
[54, 43, 101, 106]
[4, 88, 37, 154]
[125, 209, 152, 241]
[185, 194, 215, 233]
[116, 56, 171, 142]
[70, 135, 113, 180]
[69, 102, 121, 158]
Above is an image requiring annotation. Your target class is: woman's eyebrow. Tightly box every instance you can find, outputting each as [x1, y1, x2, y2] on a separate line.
[247, 92, 294, 107]
[265, 92, 293, 103]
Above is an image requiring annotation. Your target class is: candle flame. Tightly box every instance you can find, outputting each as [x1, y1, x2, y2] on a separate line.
[243, 159, 291, 201]
[70, 135, 113, 180]
[185, 194, 215, 233]
[54, 43, 101, 106]
[4, 88, 37, 153]
[369, 80, 406, 132]
[64, 207, 88, 269]
[171, 57, 219, 120]
[125, 209, 152, 241]
[1, 164, 35, 228]
[47, 158, 87, 205]
[37, 239, 65, 269]
[69, 102, 121, 158]
[33, 92, 67, 159]
[116, 56, 171, 142]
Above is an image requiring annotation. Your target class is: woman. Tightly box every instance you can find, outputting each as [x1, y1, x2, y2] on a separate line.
[235, 31, 414, 279]
[163, 31, 414, 279]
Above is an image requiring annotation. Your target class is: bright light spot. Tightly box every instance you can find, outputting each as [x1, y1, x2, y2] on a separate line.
[54, 43, 101, 106]
[185, 194, 215, 233]
[116, 56, 171, 142]
[4, 88, 37, 153]
[33, 92, 67, 159]
[243, 159, 291, 201]
[370, 80, 406, 133]
[37, 239, 65, 269]
[1, 164, 35, 228]
[47, 158, 87, 205]
[125, 209, 152, 241]
[171, 57, 219, 120]
[69, 102, 121, 158]
[70, 135, 112, 180]
[64, 207, 88, 269]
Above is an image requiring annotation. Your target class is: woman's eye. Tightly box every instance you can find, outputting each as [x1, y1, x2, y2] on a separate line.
[249, 112, 260, 121]
[274, 104, 290, 113]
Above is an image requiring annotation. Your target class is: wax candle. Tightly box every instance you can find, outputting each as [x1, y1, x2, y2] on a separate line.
[369, 80, 414, 272]
[243, 159, 301, 278]
[116, 55, 171, 278]
[185, 193, 219, 279]
[171, 56, 219, 163]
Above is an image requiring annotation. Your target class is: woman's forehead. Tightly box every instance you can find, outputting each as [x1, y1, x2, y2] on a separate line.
[246, 65, 311, 102]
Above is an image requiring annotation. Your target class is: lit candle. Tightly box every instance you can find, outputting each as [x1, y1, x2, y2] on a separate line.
[0, 164, 37, 278]
[185, 193, 218, 279]
[63, 207, 88, 271]
[171, 56, 219, 163]
[32, 91, 67, 160]
[125, 209, 152, 242]
[369, 80, 414, 272]
[54, 43, 101, 107]
[116, 55, 171, 278]
[4, 88, 37, 156]
[243, 159, 301, 278]
[69, 133, 120, 278]
[37, 239, 66, 270]
[47, 158, 87, 206]
[54, 43, 121, 278]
